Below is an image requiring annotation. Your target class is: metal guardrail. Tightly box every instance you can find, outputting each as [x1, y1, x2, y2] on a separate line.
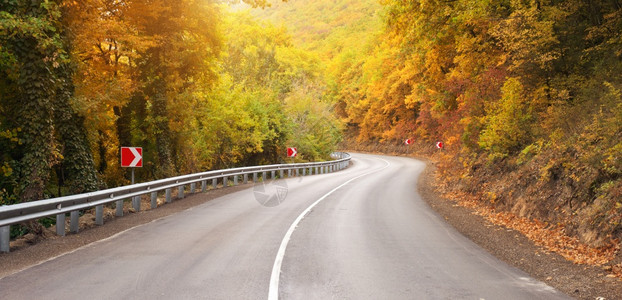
[0, 152, 351, 252]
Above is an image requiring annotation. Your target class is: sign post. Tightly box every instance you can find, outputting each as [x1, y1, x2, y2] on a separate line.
[287, 148, 297, 173]
[121, 147, 143, 214]
[121, 147, 143, 184]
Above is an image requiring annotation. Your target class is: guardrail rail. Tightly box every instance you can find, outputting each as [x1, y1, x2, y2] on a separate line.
[0, 152, 352, 252]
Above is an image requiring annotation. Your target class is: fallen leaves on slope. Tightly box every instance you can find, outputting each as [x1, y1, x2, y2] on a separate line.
[434, 175, 621, 279]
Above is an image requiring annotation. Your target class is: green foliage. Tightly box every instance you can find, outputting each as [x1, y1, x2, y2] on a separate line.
[214, 10, 341, 164]
[479, 78, 532, 159]
[283, 83, 342, 160]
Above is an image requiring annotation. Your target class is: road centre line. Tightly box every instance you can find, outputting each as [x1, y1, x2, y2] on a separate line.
[268, 157, 390, 300]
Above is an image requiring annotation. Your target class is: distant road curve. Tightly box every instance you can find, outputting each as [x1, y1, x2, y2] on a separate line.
[0, 153, 569, 299]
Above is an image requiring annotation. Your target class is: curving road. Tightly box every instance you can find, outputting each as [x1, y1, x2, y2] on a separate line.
[0, 153, 569, 299]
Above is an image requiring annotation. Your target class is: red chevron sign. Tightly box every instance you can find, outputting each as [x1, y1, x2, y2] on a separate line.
[287, 147, 297, 157]
[121, 147, 143, 167]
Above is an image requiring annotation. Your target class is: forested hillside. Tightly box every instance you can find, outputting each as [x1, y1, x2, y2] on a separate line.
[252, 0, 622, 251]
[0, 0, 340, 209]
[251, 0, 382, 55]
[250, 0, 384, 129]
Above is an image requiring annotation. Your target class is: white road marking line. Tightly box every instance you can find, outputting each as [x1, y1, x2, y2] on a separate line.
[268, 157, 390, 300]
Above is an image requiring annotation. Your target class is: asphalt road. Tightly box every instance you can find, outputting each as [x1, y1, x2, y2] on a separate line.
[0, 153, 569, 299]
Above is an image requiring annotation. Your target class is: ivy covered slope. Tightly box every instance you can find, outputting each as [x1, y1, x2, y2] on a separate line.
[0, 0, 341, 210]
[0, 0, 100, 207]
[321, 0, 621, 248]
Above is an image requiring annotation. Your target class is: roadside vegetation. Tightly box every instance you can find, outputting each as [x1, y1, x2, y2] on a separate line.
[0, 0, 340, 208]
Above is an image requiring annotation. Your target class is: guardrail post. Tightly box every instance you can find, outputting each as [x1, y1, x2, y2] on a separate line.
[253, 172, 257, 183]
[191, 183, 196, 193]
[295, 168, 299, 176]
[279, 169, 284, 179]
[223, 176, 228, 187]
[166, 188, 172, 203]
[1, 225, 10, 253]
[315, 166, 319, 175]
[116, 200, 123, 217]
[151, 192, 157, 209]
[243, 173, 248, 184]
[202, 181, 207, 192]
[56, 213, 66, 236]
[262, 171, 266, 181]
[234, 175, 238, 186]
[271, 170, 275, 179]
[288, 169, 292, 177]
[178, 185, 185, 199]
[132, 196, 140, 212]
[302, 168, 306, 176]
[212, 178, 217, 189]
[95, 205, 104, 225]
[70, 210, 79, 233]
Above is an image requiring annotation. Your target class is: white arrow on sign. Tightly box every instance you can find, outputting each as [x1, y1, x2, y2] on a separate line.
[129, 147, 142, 167]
